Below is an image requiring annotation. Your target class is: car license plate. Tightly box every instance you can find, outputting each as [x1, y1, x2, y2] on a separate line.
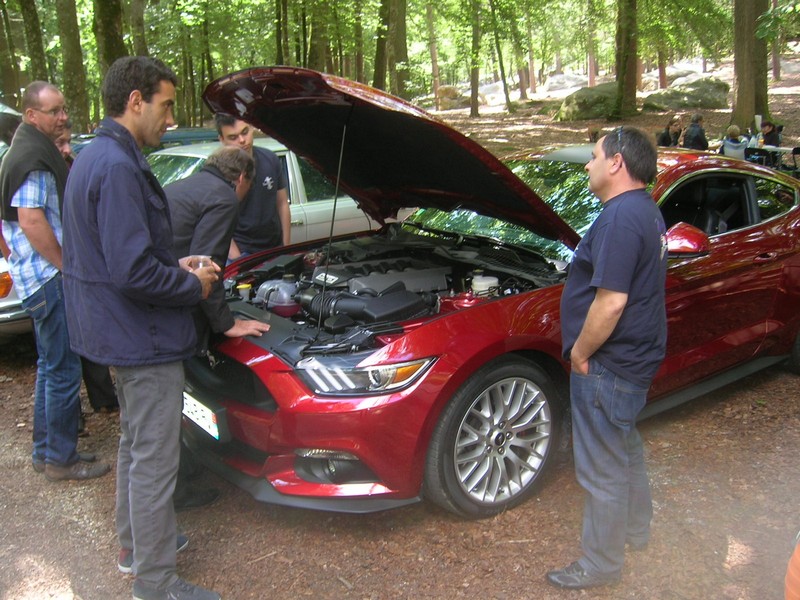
[182, 392, 220, 440]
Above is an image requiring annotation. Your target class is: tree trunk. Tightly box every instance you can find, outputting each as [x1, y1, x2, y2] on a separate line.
[731, 0, 768, 132]
[425, 3, 440, 110]
[753, 0, 770, 119]
[354, 0, 364, 82]
[657, 48, 667, 89]
[129, 0, 148, 56]
[505, 5, 527, 101]
[771, 0, 780, 81]
[275, 0, 284, 64]
[0, 0, 20, 107]
[55, 0, 89, 132]
[587, 0, 597, 88]
[307, 1, 330, 72]
[524, 6, 536, 94]
[469, 0, 480, 118]
[487, 0, 513, 112]
[18, 0, 47, 81]
[388, 0, 409, 98]
[372, 0, 390, 90]
[612, 0, 638, 119]
[280, 0, 290, 65]
[93, 0, 128, 75]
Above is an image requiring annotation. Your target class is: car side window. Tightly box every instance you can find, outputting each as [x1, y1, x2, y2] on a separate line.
[659, 176, 750, 236]
[296, 156, 338, 202]
[754, 178, 796, 222]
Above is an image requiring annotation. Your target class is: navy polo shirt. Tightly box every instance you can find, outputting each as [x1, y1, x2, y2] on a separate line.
[560, 188, 668, 386]
[232, 146, 287, 253]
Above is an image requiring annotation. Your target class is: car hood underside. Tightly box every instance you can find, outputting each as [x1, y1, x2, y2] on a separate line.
[202, 66, 579, 249]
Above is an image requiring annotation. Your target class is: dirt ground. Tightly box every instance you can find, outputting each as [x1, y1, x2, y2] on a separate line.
[3, 60, 800, 600]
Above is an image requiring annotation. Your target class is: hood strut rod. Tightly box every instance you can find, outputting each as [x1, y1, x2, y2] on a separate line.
[314, 104, 354, 339]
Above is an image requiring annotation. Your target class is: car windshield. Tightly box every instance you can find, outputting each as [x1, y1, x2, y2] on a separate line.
[148, 154, 204, 186]
[402, 159, 601, 264]
[505, 158, 602, 236]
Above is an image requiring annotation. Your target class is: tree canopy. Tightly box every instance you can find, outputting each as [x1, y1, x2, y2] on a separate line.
[0, 0, 787, 131]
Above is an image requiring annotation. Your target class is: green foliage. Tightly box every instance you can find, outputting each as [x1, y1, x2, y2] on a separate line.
[3, 0, 743, 129]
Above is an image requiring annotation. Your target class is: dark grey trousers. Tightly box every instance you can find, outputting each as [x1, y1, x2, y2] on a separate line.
[113, 361, 183, 589]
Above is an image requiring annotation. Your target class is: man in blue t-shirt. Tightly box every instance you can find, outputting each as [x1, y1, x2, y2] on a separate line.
[547, 127, 668, 590]
[215, 114, 289, 259]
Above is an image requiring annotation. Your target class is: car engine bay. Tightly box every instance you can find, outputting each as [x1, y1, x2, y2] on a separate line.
[222, 225, 566, 360]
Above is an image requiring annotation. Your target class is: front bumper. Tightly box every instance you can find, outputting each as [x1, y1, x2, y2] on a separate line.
[182, 424, 420, 513]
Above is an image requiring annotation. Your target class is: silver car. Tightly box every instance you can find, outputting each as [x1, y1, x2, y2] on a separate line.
[148, 137, 412, 243]
[0, 256, 31, 340]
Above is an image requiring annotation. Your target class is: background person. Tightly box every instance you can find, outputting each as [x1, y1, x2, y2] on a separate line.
[214, 113, 290, 260]
[547, 127, 667, 590]
[54, 121, 120, 416]
[62, 56, 221, 600]
[656, 115, 683, 147]
[682, 113, 709, 150]
[719, 124, 748, 160]
[0, 82, 109, 481]
[760, 120, 781, 146]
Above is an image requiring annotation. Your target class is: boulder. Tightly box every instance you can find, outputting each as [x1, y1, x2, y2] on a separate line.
[542, 73, 588, 93]
[555, 81, 617, 121]
[643, 77, 729, 111]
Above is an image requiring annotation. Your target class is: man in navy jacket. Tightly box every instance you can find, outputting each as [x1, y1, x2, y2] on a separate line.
[62, 57, 220, 600]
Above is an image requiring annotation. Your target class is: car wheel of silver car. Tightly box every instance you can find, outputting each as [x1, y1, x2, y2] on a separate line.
[424, 356, 562, 519]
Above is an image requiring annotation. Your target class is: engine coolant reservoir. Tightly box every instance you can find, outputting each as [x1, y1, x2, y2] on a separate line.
[471, 271, 498, 296]
[255, 274, 300, 317]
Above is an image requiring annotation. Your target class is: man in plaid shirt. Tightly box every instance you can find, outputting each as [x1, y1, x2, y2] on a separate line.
[0, 82, 109, 481]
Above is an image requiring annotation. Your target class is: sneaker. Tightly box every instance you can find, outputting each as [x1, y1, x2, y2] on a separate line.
[546, 560, 621, 589]
[118, 534, 190, 574]
[132, 577, 221, 600]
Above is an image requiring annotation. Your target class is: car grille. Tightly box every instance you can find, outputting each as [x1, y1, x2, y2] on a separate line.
[184, 354, 277, 412]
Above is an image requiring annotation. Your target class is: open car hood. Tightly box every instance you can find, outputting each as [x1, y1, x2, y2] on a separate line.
[203, 67, 580, 248]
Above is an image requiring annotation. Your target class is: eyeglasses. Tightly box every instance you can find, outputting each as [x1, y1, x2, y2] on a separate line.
[32, 106, 68, 117]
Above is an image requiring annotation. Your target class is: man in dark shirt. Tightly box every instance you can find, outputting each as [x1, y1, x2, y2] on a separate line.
[165, 145, 270, 348]
[214, 113, 290, 259]
[547, 127, 668, 590]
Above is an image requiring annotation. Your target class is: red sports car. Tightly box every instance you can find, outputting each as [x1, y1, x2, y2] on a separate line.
[182, 66, 800, 518]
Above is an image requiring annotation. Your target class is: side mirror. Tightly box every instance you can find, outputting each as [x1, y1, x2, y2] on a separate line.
[665, 222, 710, 257]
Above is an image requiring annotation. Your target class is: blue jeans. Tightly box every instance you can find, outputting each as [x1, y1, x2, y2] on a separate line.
[22, 274, 82, 466]
[570, 358, 653, 576]
[114, 362, 183, 589]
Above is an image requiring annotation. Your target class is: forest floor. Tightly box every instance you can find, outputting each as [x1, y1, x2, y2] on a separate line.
[2, 58, 800, 600]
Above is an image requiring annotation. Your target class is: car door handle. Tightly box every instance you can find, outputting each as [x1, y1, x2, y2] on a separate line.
[754, 252, 778, 263]
[290, 219, 304, 226]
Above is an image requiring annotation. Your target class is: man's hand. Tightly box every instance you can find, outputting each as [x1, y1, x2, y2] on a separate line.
[569, 288, 628, 376]
[190, 265, 219, 299]
[224, 318, 271, 338]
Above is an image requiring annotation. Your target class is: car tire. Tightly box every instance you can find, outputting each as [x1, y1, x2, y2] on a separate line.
[423, 356, 562, 519]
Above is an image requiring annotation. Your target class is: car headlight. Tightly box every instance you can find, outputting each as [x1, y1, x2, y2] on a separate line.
[295, 355, 435, 396]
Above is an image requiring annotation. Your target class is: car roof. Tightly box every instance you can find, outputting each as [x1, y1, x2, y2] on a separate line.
[149, 136, 287, 158]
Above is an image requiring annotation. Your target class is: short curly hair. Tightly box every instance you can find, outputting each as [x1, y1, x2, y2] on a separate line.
[102, 56, 177, 118]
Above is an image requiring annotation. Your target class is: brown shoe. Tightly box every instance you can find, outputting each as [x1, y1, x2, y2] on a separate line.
[32, 452, 97, 474]
[44, 460, 110, 481]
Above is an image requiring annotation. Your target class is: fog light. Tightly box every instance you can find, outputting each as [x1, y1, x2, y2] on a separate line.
[295, 448, 358, 461]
